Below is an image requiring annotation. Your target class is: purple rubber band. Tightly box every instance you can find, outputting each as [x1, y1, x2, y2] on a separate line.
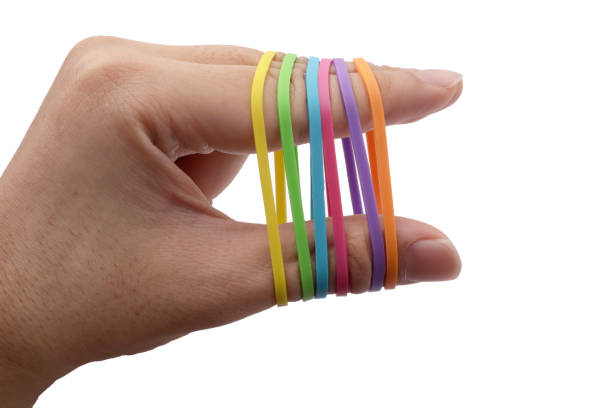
[342, 137, 363, 214]
[333, 58, 386, 291]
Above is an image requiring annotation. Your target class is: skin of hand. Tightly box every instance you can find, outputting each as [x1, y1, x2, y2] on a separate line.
[0, 37, 463, 407]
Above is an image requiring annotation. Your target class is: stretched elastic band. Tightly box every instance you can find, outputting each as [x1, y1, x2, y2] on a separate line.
[274, 151, 286, 223]
[319, 59, 350, 296]
[278, 53, 315, 301]
[366, 132, 382, 213]
[354, 58, 398, 289]
[306, 57, 329, 299]
[319, 59, 349, 296]
[342, 137, 363, 214]
[333, 58, 386, 291]
[251, 51, 288, 306]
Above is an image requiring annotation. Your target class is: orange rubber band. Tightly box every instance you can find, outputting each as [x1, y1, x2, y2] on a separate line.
[366, 131, 382, 214]
[354, 58, 398, 289]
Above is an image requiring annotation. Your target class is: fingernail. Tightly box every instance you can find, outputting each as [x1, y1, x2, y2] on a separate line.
[412, 69, 463, 88]
[402, 238, 461, 282]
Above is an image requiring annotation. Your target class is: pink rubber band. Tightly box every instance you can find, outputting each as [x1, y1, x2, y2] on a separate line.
[319, 58, 349, 296]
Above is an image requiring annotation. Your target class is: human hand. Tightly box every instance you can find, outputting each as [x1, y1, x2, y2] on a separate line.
[0, 37, 462, 406]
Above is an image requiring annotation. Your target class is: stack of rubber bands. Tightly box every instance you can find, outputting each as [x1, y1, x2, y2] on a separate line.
[251, 52, 397, 306]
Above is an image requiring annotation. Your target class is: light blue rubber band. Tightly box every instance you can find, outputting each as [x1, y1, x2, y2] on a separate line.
[306, 57, 329, 299]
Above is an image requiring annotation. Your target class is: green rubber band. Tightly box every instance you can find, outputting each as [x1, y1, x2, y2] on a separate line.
[278, 53, 314, 301]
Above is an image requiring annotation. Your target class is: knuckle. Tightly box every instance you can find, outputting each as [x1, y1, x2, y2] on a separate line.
[65, 36, 122, 66]
[61, 37, 145, 107]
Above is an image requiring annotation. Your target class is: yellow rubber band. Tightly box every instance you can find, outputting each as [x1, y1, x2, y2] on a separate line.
[274, 151, 286, 224]
[251, 51, 288, 306]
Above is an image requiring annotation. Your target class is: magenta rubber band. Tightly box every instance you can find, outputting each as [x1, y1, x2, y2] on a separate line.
[319, 58, 350, 296]
[333, 58, 386, 291]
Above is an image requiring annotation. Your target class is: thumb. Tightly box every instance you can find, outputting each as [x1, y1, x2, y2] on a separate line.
[163, 214, 461, 329]
[257, 215, 461, 301]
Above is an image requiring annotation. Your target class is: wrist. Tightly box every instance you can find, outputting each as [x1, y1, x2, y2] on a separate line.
[0, 191, 55, 407]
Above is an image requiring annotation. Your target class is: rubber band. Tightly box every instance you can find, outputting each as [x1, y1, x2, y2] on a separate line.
[366, 131, 382, 214]
[274, 151, 286, 224]
[319, 58, 350, 296]
[306, 57, 329, 299]
[354, 58, 398, 289]
[278, 53, 315, 301]
[333, 58, 386, 291]
[342, 138, 363, 214]
[251, 51, 288, 306]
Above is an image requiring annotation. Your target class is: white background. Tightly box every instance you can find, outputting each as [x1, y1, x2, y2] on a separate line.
[1, 0, 611, 407]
